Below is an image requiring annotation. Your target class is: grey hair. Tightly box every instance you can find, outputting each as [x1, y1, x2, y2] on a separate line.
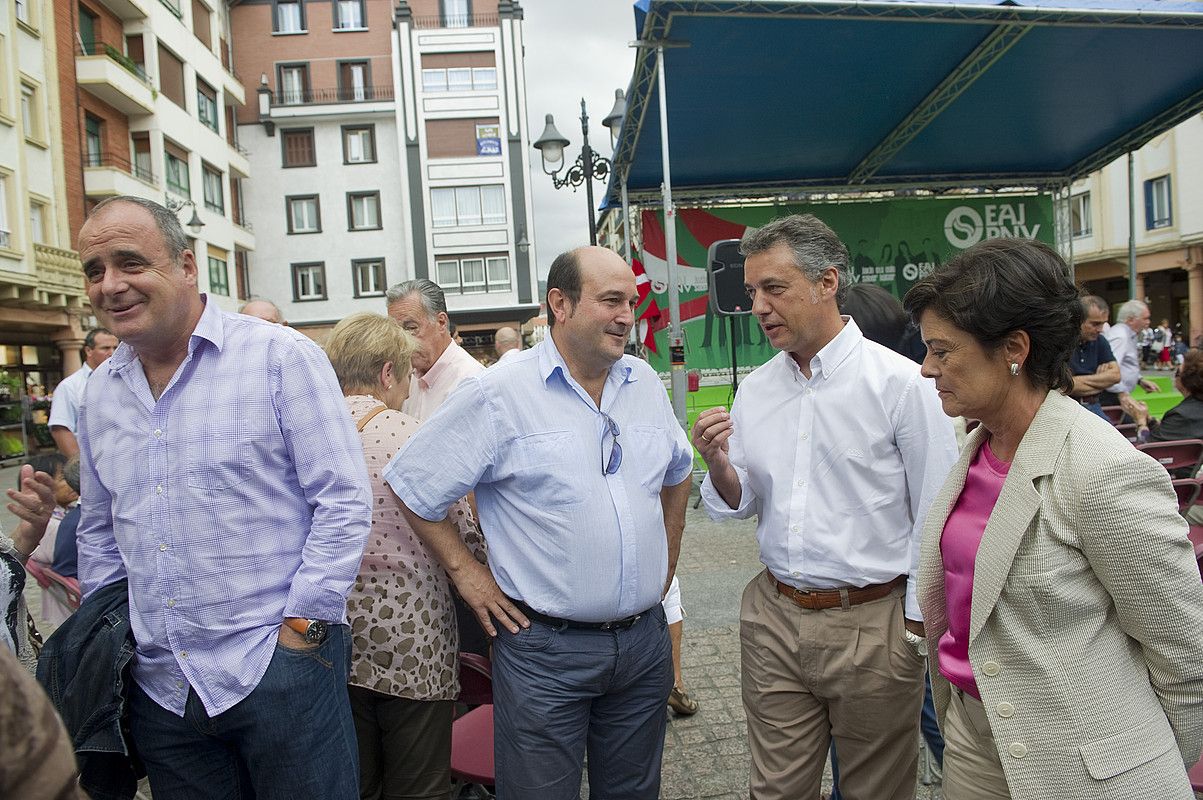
[385, 279, 447, 319]
[84, 327, 113, 349]
[90, 196, 188, 263]
[1116, 299, 1148, 323]
[62, 456, 81, 495]
[1080, 295, 1109, 316]
[740, 214, 853, 305]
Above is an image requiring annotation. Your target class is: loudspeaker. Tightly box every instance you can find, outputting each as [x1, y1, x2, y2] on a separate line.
[708, 239, 751, 316]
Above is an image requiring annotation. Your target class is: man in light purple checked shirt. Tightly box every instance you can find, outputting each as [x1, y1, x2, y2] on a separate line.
[74, 196, 371, 800]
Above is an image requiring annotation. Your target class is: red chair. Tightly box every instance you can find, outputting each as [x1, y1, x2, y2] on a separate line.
[451, 653, 495, 797]
[1137, 439, 1203, 475]
[1190, 752, 1203, 792]
[1101, 405, 1124, 425]
[1172, 479, 1201, 514]
[1114, 423, 1139, 444]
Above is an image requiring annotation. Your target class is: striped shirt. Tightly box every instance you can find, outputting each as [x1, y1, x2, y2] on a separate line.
[76, 297, 371, 716]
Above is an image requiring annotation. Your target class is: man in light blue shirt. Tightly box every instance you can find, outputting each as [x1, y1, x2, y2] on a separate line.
[75, 196, 371, 800]
[386, 245, 693, 800]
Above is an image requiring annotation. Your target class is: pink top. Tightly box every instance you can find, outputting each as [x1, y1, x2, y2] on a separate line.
[937, 439, 1011, 699]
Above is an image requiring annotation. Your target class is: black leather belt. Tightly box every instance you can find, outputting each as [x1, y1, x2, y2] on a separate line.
[513, 600, 649, 631]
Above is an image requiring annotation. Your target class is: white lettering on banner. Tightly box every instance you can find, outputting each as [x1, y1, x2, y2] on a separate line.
[944, 204, 1042, 249]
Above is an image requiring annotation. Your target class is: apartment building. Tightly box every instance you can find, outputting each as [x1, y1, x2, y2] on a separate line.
[1068, 115, 1203, 340]
[232, 0, 538, 354]
[55, 0, 254, 308]
[0, 0, 88, 462]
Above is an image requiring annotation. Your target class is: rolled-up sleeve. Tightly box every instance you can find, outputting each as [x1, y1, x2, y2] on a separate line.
[275, 338, 372, 623]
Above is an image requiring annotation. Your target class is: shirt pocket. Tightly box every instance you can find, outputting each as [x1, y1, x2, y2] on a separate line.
[628, 425, 671, 493]
[511, 430, 587, 508]
[185, 439, 252, 491]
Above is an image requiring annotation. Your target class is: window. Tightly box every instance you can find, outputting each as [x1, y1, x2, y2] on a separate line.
[292, 262, 326, 301]
[157, 44, 186, 108]
[132, 133, 153, 182]
[342, 125, 375, 163]
[0, 175, 9, 249]
[78, 5, 98, 53]
[274, 0, 304, 33]
[1145, 175, 1172, 230]
[278, 64, 309, 104]
[421, 69, 447, 93]
[164, 143, 190, 197]
[430, 185, 505, 227]
[447, 68, 471, 92]
[84, 115, 102, 167]
[14, 0, 29, 24]
[197, 80, 219, 131]
[208, 256, 229, 295]
[286, 195, 320, 233]
[1070, 192, 1091, 238]
[281, 128, 315, 167]
[338, 61, 369, 102]
[29, 201, 44, 244]
[442, 0, 468, 27]
[422, 66, 497, 92]
[202, 164, 224, 213]
[347, 191, 380, 230]
[472, 67, 497, 90]
[191, 0, 212, 48]
[435, 255, 511, 294]
[334, 0, 363, 29]
[352, 259, 385, 297]
[425, 117, 501, 159]
[20, 83, 41, 141]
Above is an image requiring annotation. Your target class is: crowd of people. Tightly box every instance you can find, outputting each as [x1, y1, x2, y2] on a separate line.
[2, 195, 1203, 800]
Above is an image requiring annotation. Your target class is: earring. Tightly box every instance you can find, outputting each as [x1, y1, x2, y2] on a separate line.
[1009, 362, 1020, 377]
[385, 383, 393, 390]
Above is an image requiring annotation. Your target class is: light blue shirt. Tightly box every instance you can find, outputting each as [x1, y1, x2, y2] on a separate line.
[77, 296, 372, 716]
[385, 334, 693, 622]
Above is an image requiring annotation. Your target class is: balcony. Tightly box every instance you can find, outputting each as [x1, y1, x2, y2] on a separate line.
[83, 151, 159, 198]
[264, 85, 395, 120]
[93, 0, 149, 20]
[75, 40, 154, 116]
[411, 13, 498, 29]
[34, 246, 86, 308]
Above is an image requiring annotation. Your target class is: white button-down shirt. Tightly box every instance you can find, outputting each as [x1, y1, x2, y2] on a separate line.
[48, 363, 94, 432]
[401, 341, 484, 421]
[1104, 322, 1140, 394]
[700, 318, 957, 619]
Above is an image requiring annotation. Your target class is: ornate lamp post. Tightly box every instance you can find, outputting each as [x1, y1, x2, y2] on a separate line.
[533, 93, 626, 246]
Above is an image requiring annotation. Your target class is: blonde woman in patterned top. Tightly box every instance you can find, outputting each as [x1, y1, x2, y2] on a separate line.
[325, 312, 486, 800]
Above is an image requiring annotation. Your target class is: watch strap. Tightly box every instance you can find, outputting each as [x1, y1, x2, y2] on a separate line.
[283, 617, 313, 636]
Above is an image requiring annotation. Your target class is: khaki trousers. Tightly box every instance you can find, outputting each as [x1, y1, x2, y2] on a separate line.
[740, 569, 926, 800]
[942, 688, 1012, 800]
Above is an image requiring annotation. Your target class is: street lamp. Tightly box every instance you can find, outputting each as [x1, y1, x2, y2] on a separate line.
[533, 95, 625, 246]
[165, 196, 205, 235]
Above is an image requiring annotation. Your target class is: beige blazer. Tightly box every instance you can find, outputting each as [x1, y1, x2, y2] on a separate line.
[919, 390, 1203, 799]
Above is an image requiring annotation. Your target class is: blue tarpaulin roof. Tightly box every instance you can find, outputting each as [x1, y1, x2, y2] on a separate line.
[605, 0, 1203, 205]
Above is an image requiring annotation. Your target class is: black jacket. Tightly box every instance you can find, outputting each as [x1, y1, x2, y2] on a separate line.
[36, 579, 142, 800]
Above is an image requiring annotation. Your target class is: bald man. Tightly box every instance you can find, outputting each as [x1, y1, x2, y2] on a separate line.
[494, 326, 522, 364]
[239, 299, 285, 325]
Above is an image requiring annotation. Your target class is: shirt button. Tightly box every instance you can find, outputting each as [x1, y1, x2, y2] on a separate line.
[154, 429, 163, 438]
[175, 680, 184, 688]
[1008, 742, 1028, 759]
[166, 598, 176, 607]
[797, 479, 806, 488]
[800, 432, 809, 440]
[180, 651, 188, 659]
[996, 702, 1015, 718]
[159, 544, 167, 552]
[155, 485, 163, 495]
[790, 524, 800, 532]
[982, 661, 1001, 677]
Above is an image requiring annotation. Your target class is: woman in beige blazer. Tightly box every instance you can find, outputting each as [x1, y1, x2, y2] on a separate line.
[902, 237, 1203, 800]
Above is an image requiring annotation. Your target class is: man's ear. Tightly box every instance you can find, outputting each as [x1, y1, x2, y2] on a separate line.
[548, 288, 574, 325]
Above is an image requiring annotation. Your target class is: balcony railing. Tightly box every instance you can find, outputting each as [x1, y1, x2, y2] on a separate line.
[76, 38, 150, 84]
[83, 150, 157, 184]
[272, 84, 394, 107]
[158, 0, 181, 17]
[412, 13, 498, 29]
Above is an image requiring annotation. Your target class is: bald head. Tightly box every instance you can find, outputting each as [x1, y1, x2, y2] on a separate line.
[240, 299, 285, 325]
[495, 326, 521, 358]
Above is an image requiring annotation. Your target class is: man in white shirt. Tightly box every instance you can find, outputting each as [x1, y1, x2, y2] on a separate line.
[493, 326, 522, 364]
[1101, 299, 1159, 418]
[692, 214, 957, 800]
[385, 279, 484, 421]
[47, 327, 118, 458]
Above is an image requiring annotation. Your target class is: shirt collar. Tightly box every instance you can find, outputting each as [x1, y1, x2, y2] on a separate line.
[106, 294, 221, 373]
[418, 340, 463, 390]
[538, 332, 636, 387]
[787, 316, 862, 380]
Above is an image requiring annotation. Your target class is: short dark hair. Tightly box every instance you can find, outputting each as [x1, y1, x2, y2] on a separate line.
[24, 452, 67, 482]
[740, 214, 853, 305]
[62, 457, 81, 494]
[840, 283, 907, 351]
[1180, 349, 1203, 398]
[546, 249, 583, 329]
[902, 238, 1082, 392]
[84, 327, 113, 349]
[1080, 295, 1109, 316]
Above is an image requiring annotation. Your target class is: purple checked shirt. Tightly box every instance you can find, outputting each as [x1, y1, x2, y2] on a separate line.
[76, 297, 371, 716]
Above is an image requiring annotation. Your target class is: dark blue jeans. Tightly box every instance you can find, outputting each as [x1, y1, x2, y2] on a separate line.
[129, 625, 359, 800]
[830, 672, 943, 799]
[492, 603, 673, 800]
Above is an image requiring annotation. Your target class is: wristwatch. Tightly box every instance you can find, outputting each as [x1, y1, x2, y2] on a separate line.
[284, 617, 328, 645]
[903, 628, 928, 658]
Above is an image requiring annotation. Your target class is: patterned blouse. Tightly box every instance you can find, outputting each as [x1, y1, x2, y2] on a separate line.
[345, 395, 486, 701]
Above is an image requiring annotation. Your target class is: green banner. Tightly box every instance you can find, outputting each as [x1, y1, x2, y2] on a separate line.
[638, 195, 1054, 372]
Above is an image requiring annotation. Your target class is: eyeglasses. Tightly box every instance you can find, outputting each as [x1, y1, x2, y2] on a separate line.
[602, 413, 623, 475]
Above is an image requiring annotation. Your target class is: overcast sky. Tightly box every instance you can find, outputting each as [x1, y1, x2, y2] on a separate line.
[520, 1, 639, 276]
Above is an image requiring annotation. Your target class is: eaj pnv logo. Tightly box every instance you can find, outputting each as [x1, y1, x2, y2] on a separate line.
[944, 204, 1042, 249]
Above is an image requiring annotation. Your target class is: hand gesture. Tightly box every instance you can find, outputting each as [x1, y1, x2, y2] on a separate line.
[451, 558, 529, 638]
[691, 406, 733, 466]
[6, 464, 56, 560]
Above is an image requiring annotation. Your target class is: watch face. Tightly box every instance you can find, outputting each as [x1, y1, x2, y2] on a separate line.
[306, 620, 328, 644]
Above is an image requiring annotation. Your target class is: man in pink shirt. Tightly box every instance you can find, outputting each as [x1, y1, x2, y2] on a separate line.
[386, 279, 484, 421]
